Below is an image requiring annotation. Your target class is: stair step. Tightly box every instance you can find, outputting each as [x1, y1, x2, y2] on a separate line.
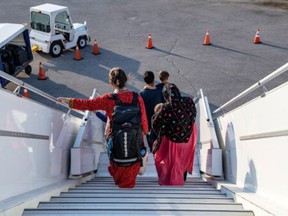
[38, 202, 244, 210]
[59, 191, 228, 198]
[75, 185, 215, 190]
[22, 209, 255, 216]
[81, 182, 214, 187]
[89, 176, 205, 182]
[68, 188, 223, 194]
[76, 182, 212, 188]
[50, 196, 235, 203]
[83, 178, 212, 184]
[21, 155, 255, 216]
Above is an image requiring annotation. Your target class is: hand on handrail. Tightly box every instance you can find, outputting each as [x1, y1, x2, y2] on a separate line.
[57, 97, 69, 104]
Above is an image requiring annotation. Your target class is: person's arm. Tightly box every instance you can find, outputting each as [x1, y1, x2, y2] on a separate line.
[151, 106, 164, 136]
[138, 95, 149, 135]
[57, 94, 113, 111]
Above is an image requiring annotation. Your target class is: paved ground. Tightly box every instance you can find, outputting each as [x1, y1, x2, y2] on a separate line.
[1, 0, 288, 114]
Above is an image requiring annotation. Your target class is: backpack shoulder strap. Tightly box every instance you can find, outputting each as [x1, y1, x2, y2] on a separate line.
[131, 92, 139, 105]
[111, 93, 122, 105]
[112, 92, 139, 105]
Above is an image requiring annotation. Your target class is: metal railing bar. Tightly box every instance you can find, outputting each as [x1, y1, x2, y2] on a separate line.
[199, 89, 210, 122]
[82, 88, 101, 122]
[0, 70, 84, 116]
[200, 139, 212, 145]
[240, 129, 288, 141]
[213, 62, 288, 114]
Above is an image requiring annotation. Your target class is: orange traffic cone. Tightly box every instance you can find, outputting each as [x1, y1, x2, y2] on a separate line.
[23, 88, 29, 98]
[92, 39, 101, 55]
[38, 62, 48, 80]
[146, 33, 154, 49]
[74, 45, 83, 60]
[254, 29, 261, 44]
[203, 31, 211, 45]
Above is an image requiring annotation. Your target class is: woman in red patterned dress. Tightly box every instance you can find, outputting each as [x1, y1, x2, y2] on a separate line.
[152, 83, 197, 185]
[57, 67, 148, 188]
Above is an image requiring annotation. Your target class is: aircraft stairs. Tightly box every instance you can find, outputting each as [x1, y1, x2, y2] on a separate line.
[22, 153, 254, 216]
[3, 63, 288, 216]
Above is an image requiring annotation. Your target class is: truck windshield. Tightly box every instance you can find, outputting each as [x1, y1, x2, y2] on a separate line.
[30, 11, 51, 33]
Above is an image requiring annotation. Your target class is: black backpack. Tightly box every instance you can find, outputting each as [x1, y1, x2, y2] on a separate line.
[109, 92, 143, 166]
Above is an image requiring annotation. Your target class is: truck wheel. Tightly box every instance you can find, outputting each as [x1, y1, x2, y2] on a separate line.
[77, 37, 87, 49]
[49, 41, 63, 57]
[25, 65, 32, 75]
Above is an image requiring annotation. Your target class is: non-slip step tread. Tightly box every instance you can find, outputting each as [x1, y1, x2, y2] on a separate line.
[83, 181, 212, 185]
[89, 177, 205, 182]
[76, 185, 215, 190]
[59, 192, 228, 198]
[71, 187, 217, 192]
[67, 190, 223, 195]
[50, 196, 235, 203]
[37, 202, 244, 210]
[22, 208, 255, 216]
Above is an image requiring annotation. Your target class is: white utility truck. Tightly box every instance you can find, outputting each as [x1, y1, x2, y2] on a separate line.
[29, 3, 90, 57]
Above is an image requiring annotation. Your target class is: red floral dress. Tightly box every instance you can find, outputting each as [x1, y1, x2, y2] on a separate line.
[69, 91, 148, 188]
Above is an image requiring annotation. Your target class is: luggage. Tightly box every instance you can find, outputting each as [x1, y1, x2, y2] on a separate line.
[109, 92, 143, 167]
[0, 44, 29, 76]
[5, 44, 28, 66]
[1, 49, 15, 75]
[14, 47, 29, 65]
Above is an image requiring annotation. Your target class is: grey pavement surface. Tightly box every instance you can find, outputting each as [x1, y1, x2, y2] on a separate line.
[1, 0, 288, 114]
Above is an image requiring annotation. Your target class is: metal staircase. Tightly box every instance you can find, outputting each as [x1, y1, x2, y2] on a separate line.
[22, 153, 254, 216]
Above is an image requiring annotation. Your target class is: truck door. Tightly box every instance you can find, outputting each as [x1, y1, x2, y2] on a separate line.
[54, 11, 74, 42]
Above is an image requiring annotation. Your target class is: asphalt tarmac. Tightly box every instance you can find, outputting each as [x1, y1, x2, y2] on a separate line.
[1, 0, 288, 114]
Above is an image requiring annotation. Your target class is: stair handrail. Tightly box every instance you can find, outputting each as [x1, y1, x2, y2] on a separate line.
[213, 62, 288, 114]
[195, 89, 210, 122]
[0, 70, 84, 116]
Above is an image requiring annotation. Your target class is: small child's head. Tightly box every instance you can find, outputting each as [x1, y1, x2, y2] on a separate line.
[158, 70, 169, 84]
[154, 103, 163, 113]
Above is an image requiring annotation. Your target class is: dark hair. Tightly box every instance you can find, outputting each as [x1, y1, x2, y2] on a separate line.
[159, 70, 169, 82]
[143, 71, 155, 84]
[109, 67, 127, 89]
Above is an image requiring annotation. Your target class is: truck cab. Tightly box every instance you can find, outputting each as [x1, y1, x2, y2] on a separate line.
[29, 3, 90, 57]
